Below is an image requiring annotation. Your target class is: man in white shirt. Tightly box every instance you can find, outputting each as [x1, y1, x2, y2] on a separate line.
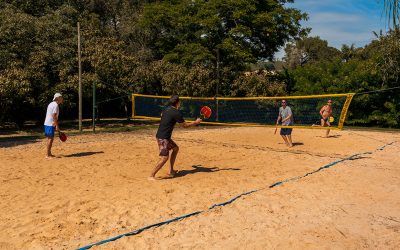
[276, 99, 293, 147]
[44, 93, 63, 158]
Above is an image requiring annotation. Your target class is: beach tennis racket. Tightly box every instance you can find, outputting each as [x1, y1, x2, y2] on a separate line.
[59, 131, 67, 142]
[329, 116, 334, 123]
[200, 106, 212, 120]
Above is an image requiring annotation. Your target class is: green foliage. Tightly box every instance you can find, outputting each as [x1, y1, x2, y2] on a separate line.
[283, 36, 340, 69]
[231, 73, 286, 97]
[0, 6, 37, 127]
[3, 0, 65, 16]
[0, 4, 82, 127]
[282, 32, 400, 128]
[140, 0, 308, 91]
[0, 0, 307, 126]
[1, 0, 398, 128]
[133, 60, 216, 96]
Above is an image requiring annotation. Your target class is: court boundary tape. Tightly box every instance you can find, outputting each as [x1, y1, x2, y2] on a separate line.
[78, 141, 396, 249]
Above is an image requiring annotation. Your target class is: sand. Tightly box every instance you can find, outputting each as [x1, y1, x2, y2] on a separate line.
[0, 126, 399, 249]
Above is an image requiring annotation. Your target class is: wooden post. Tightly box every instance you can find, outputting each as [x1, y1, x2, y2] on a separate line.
[78, 22, 82, 132]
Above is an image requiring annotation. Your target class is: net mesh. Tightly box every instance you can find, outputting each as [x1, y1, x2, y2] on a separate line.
[132, 94, 354, 129]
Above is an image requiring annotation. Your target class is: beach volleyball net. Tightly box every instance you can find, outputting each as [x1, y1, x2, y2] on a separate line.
[132, 93, 355, 129]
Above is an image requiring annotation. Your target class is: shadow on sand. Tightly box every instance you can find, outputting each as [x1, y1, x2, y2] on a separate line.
[0, 135, 42, 148]
[64, 151, 104, 158]
[316, 135, 342, 139]
[172, 165, 240, 178]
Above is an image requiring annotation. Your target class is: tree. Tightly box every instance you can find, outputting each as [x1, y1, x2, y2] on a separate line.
[0, 3, 81, 126]
[139, 0, 308, 95]
[383, 0, 400, 27]
[0, 5, 37, 127]
[368, 29, 400, 127]
[283, 36, 340, 69]
[231, 73, 286, 97]
[281, 31, 400, 128]
[0, 1, 146, 125]
[2, 0, 65, 16]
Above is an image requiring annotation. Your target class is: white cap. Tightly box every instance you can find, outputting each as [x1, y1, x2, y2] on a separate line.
[53, 93, 62, 101]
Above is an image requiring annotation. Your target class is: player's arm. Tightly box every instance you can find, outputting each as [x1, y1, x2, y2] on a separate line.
[52, 109, 59, 131]
[276, 114, 281, 125]
[282, 114, 292, 123]
[182, 118, 201, 128]
[319, 106, 325, 117]
[176, 112, 201, 128]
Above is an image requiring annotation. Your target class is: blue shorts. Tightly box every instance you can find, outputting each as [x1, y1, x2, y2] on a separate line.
[44, 125, 55, 138]
[280, 128, 292, 135]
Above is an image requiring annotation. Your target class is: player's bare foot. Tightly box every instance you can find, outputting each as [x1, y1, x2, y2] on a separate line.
[168, 170, 178, 177]
[46, 155, 56, 159]
[147, 176, 159, 181]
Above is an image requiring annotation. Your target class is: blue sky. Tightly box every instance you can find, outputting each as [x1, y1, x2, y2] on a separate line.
[276, 0, 389, 58]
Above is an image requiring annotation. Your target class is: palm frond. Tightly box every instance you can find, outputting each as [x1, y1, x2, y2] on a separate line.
[383, 0, 400, 27]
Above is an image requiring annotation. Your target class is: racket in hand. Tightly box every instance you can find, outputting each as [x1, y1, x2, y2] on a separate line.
[200, 106, 212, 120]
[59, 131, 67, 142]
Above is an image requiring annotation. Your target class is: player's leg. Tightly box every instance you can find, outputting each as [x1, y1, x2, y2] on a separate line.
[46, 137, 54, 158]
[281, 134, 289, 146]
[45, 125, 55, 158]
[320, 118, 326, 127]
[149, 139, 170, 180]
[325, 121, 331, 137]
[321, 119, 329, 137]
[169, 145, 179, 176]
[280, 128, 289, 146]
[149, 156, 169, 180]
[287, 134, 293, 147]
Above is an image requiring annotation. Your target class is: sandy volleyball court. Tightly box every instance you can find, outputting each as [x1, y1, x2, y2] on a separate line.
[0, 126, 399, 249]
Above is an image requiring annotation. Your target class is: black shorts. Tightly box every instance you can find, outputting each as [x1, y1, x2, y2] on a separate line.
[280, 128, 293, 135]
[156, 138, 178, 156]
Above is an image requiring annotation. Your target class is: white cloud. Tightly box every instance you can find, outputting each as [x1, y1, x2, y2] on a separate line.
[311, 12, 364, 23]
[305, 12, 384, 48]
[290, 0, 386, 48]
[274, 0, 387, 59]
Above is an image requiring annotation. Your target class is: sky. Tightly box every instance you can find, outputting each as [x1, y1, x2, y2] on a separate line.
[276, 0, 389, 58]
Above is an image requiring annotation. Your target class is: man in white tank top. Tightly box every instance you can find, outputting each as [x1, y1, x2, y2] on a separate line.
[44, 93, 63, 158]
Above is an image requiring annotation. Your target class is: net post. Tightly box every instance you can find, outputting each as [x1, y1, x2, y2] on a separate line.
[338, 93, 355, 129]
[92, 80, 96, 133]
[216, 48, 220, 122]
[132, 94, 135, 119]
[215, 97, 219, 121]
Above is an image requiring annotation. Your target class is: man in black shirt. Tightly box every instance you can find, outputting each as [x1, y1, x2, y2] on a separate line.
[149, 95, 201, 180]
